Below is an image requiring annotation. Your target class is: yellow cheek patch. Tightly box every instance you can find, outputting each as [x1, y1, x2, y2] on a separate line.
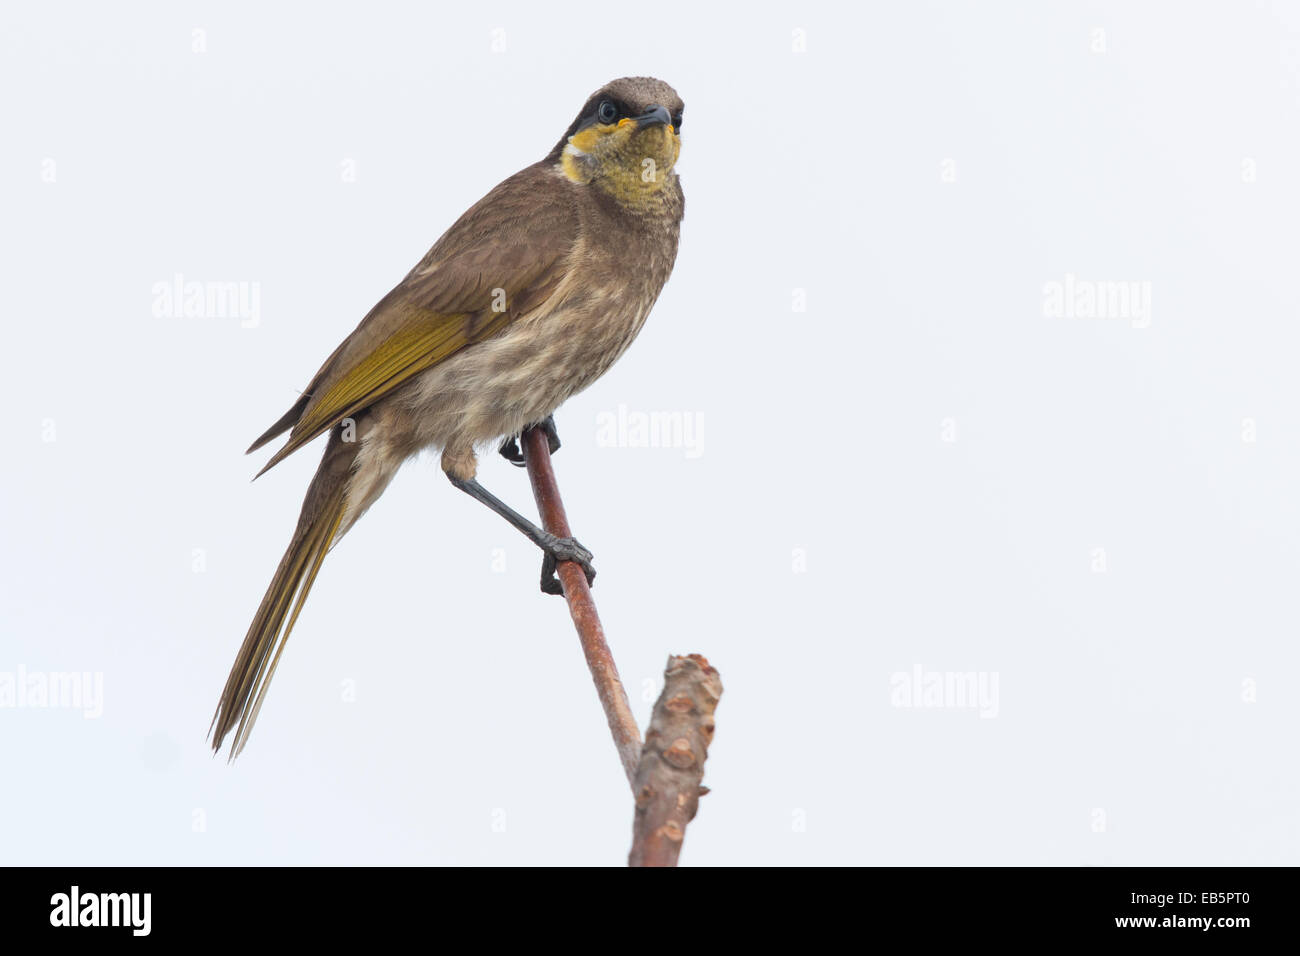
[560, 149, 588, 183]
[568, 124, 609, 154]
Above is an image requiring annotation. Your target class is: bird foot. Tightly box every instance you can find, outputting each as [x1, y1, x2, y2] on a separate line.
[499, 415, 561, 467]
[538, 533, 595, 595]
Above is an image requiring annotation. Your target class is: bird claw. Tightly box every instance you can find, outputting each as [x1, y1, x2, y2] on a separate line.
[539, 534, 596, 595]
[499, 416, 561, 467]
[498, 435, 526, 466]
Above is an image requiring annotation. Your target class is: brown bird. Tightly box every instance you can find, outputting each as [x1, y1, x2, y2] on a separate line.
[212, 76, 685, 758]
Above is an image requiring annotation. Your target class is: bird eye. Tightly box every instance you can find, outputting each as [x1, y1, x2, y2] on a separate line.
[671, 112, 683, 131]
[596, 100, 619, 124]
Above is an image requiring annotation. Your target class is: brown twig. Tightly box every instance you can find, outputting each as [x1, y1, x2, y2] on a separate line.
[628, 654, 723, 867]
[522, 430, 722, 865]
[522, 426, 643, 787]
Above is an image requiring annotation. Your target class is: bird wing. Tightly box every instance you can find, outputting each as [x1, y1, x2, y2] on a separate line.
[252, 163, 578, 474]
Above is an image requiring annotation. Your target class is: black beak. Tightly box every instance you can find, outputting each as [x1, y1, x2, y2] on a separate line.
[634, 105, 673, 129]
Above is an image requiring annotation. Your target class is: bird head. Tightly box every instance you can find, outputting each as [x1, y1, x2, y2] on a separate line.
[552, 77, 683, 206]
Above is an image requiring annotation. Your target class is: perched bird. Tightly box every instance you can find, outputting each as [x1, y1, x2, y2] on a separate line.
[212, 76, 685, 758]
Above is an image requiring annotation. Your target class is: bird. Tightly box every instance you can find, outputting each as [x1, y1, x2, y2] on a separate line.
[211, 76, 685, 758]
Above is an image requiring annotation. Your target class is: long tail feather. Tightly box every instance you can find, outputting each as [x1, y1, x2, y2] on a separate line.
[212, 432, 354, 758]
[246, 393, 310, 456]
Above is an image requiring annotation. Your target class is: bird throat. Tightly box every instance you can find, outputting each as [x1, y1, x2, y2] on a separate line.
[560, 133, 679, 213]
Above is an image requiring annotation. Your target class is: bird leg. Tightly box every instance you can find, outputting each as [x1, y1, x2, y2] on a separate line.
[446, 468, 595, 595]
[498, 414, 561, 467]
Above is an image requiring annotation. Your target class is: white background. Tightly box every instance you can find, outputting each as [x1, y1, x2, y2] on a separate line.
[2, 1, 1298, 865]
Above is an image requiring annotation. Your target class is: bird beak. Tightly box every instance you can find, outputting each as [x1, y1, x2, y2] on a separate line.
[633, 106, 673, 129]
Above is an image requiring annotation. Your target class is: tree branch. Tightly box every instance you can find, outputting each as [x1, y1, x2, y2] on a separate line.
[628, 654, 723, 868]
[522, 426, 643, 787]
[522, 429, 722, 866]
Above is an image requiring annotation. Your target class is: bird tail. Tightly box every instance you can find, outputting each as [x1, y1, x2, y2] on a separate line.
[211, 430, 356, 759]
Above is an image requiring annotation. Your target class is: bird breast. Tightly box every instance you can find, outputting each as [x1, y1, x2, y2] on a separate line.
[384, 227, 674, 459]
